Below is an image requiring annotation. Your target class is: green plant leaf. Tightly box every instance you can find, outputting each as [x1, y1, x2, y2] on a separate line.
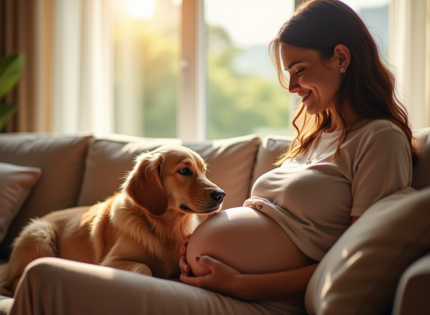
[0, 103, 17, 130]
[0, 54, 25, 99]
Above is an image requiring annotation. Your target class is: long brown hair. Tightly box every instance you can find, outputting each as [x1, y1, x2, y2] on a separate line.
[270, 0, 419, 166]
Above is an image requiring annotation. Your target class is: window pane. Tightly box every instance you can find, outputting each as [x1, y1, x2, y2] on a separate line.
[205, 0, 295, 139]
[341, 0, 389, 60]
[112, 0, 180, 137]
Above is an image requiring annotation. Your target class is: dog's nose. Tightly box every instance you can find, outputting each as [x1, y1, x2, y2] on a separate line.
[210, 189, 226, 204]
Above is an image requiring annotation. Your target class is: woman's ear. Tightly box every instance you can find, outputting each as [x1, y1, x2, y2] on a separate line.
[333, 44, 351, 70]
[123, 152, 168, 216]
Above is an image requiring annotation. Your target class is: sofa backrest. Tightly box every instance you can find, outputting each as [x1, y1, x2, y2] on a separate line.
[250, 135, 292, 189]
[0, 133, 92, 258]
[76, 134, 262, 211]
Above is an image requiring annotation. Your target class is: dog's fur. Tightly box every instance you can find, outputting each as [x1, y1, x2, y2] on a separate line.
[0, 145, 225, 297]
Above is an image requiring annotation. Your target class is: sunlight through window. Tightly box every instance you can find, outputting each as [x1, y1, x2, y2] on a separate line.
[125, 0, 156, 20]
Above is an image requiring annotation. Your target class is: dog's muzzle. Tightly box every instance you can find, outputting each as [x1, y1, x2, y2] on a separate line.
[210, 189, 226, 205]
[179, 189, 225, 214]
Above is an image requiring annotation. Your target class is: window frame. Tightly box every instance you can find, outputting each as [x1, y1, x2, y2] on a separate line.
[178, 0, 206, 141]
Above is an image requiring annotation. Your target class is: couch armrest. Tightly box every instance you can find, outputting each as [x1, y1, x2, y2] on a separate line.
[392, 252, 430, 315]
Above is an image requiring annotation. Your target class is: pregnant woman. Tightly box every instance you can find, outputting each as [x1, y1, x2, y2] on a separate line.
[9, 1, 418, 315]
[180, 0, 416, 309]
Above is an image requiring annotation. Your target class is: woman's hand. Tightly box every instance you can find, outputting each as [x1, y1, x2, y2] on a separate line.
[180, 255, 245, 299]
[179, 234, 192, 277]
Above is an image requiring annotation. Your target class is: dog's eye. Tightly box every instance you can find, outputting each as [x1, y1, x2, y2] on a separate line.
[178, 167, 192, 176]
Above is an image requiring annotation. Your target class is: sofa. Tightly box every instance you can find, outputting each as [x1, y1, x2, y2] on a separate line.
[0, 128, 429, 315]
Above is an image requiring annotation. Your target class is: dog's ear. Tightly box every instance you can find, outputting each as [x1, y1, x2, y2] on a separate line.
[123, 152, 168, 216]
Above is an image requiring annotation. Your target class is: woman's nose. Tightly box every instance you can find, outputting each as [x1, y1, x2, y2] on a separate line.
[288, 79, 299, 94]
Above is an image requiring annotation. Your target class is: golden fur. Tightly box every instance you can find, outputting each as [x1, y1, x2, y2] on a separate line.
[0, 145, 225, 297]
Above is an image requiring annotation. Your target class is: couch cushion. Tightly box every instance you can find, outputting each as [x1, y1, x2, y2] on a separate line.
[77, 134, 261, 211]
[392, 252, 430, 315]
[250, 135, 292, 190]
[305, 187, 430, 315]
[0, 133, 92, 258]
[0, 163, 42, 243]
[412, 127, 430, 190]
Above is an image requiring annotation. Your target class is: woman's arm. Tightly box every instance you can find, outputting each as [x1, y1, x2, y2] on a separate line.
[180, 255, 318, 301]
[235, 262, 319, 301]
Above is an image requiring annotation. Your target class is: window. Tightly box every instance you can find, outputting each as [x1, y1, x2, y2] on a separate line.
[341, 0, 390, 61]
[112, 0, 181, 138]
[205, 0, 295, 139]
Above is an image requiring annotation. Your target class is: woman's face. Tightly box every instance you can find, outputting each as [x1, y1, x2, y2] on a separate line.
[281, 44, 342, 115]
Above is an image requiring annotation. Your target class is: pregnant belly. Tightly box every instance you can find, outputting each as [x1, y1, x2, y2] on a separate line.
[187, 207, 315, 277]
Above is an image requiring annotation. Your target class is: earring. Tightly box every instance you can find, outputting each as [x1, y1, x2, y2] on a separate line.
[340, 67, 346, 73]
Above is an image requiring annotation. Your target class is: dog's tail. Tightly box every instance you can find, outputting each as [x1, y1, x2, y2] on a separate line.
[0, 219, 57, 296]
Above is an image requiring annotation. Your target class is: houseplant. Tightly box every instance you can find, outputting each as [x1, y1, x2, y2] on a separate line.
[0, 53, 25, 130]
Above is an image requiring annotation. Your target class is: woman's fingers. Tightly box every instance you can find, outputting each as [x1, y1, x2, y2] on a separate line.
[179, 273, 198, 286]
[181, 234, 192, 253]
[179, 254, 186, 266]
[195, 255, 219, 271]
[179, 234, 193, 277]
[179, 255, 190, 276]
[180, 255, 218, 286]
[181, 255, 243, 295]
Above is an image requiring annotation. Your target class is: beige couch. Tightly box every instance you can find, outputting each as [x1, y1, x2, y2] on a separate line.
[0, 128, 429, 315]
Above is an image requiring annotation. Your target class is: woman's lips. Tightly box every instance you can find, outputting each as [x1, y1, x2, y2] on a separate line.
[301, 91, 312, 103]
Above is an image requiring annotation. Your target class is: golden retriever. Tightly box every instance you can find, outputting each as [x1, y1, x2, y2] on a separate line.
[0, 145, 225, 297]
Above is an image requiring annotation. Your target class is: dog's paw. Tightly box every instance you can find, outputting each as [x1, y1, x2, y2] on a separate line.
[132, 264, 152, 277]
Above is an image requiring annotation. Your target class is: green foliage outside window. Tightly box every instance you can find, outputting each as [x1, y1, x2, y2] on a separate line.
[0, 54, 24, 131]
[207, 25, 290, 139]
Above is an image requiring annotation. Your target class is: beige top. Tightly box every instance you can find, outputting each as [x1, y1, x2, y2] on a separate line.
[244, 119, 412, 261]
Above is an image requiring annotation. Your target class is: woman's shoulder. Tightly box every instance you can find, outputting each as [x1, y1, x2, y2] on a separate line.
[341, 119, 412, 164]
[345, 119, 409, 153]
[351, 119, 405, 138]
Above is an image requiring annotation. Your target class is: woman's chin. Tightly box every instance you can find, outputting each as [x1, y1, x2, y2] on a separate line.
[304, 104, 317, 115]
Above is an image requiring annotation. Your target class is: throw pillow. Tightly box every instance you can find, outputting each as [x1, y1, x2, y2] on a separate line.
[0, 162, 42, 243]
[305, 186, 430, 315]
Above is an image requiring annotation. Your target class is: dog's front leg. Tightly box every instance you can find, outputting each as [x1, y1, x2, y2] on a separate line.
[101, 258, 152, 276]
[99, 241, 153, 276]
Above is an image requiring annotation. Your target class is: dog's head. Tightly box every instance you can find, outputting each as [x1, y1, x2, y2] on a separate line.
[122, 145, 225, 217]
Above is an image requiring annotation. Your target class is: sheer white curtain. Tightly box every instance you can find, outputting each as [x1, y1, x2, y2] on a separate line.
[389, 0, 430, 130]
[52, 0, 113, 134]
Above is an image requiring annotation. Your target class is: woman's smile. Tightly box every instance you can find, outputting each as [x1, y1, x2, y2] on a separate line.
[300, 90, 312, 103]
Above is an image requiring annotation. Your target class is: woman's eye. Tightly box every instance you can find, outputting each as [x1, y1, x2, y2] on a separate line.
[295, 68, 304, 75]
[178, 167, 192, 176]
